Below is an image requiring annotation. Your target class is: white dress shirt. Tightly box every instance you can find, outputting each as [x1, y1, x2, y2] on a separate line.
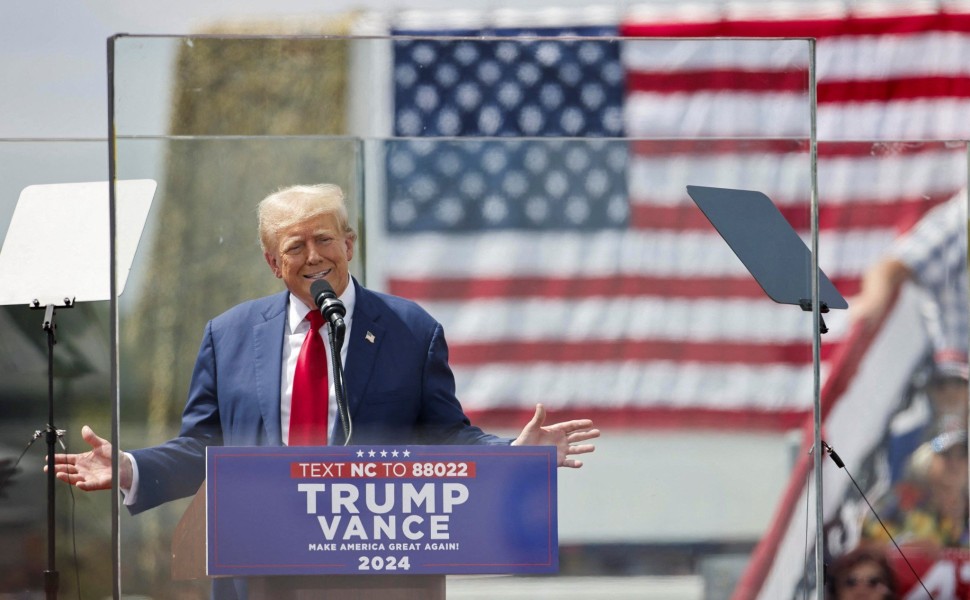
[124, 282, 355, 504]
[280, 283, 355, 445]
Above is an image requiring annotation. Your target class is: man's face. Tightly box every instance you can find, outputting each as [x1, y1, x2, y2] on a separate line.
[263, 210, 354, 309]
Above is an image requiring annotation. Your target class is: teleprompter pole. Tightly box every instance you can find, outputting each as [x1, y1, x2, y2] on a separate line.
[30, 298, 74, 600]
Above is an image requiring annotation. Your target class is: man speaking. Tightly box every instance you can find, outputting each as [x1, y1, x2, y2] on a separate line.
[52, 183, 599, 595]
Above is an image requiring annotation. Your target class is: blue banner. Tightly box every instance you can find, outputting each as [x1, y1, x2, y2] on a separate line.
[206, 445, 558, 576]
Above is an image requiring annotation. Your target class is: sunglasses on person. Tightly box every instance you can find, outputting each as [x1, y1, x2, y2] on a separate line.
[842, 575, 886, 589]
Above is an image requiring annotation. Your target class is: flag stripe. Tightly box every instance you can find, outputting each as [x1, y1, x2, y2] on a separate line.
[463, 406, 810, 431]
[386, 230, 897, 279]
[817, 98, 970, 140]
[449, 339, 835, 366]
[389, 275, 863, 301]
[624, 92, 811, 137]
[620, 38, 811, 72]
[629, 71, 970, 101]
[628, 153, 965, 204]
[630, 196, 951, 232]
[453, 361, 823, 408]
[629, 139, 963, 157]
[820, 75, 970, 102]
[421, 297, 848, 343]
[627, 69, 808, 93]
[624, 91, 970, 139]
[620, 12, 970, 39]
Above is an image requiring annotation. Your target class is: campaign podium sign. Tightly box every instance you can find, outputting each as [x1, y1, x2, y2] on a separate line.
[205, 445, 558, 577]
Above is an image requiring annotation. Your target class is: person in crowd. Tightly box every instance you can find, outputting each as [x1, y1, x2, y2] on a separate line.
[863, 430, 969, 549]
[853, 190, 968, 422]
[852, 191, 967, 360]
[852, 190, 969, 506]
[886, 360, 969, 485]
[826, 545, 898, 600]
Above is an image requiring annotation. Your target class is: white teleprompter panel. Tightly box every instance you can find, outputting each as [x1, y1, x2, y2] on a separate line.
[0, 179, 156, 306]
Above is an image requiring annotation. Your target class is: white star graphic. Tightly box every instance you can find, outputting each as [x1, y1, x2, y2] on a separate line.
[402, 450, 411, 458]
[391, 450, 399, 458]
[356, 450, 364, 458]
[368, 449, 376, 458]
[380, 450, 388, 457]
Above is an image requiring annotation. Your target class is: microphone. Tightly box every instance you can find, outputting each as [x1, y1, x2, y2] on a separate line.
[310, 278, 352, 445]
[310, 279, 346, 334]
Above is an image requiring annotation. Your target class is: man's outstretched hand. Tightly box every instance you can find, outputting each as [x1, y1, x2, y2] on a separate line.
[512, 404, 600, 468]
[50, 425, 132, 491]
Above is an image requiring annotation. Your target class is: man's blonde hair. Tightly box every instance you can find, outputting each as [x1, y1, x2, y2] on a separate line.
[257, 183, 357, 253]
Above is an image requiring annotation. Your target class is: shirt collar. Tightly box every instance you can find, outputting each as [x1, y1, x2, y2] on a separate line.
[287, 279, 357, 334]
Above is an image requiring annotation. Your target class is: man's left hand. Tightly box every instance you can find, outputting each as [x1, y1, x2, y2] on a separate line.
[512, 404, 600, 468]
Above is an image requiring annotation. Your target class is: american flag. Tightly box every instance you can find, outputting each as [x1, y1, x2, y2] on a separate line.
[376, 4, 969, 434]
[357, 6, 970, 597]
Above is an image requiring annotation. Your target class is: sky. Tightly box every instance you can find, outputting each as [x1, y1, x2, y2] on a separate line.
[2, 1, 355, 138]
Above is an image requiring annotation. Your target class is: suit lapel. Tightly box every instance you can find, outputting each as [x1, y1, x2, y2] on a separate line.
[253, 292, 288, 445]
[343, 280, 386, 423]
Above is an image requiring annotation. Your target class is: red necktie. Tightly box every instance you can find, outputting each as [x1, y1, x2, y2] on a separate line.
[289, 310, 328, 446]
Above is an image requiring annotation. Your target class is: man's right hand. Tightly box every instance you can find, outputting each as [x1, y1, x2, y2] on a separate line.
[50, 425, 132, 491]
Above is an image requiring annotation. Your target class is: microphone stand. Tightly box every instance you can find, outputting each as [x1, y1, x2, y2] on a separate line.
[820, 441, 935, 599]
[312, 280, 351, 444]
[326, 320, 352, 445]
[30, 297, 75, 600]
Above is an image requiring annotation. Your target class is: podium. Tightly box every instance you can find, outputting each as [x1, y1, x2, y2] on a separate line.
[172, 487, 445, 599]
[171, 445, 558, 598]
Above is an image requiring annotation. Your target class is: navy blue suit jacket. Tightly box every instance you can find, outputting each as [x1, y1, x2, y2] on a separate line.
[129, 278, 506, 515]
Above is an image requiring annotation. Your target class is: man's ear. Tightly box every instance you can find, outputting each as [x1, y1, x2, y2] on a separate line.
[345, 234, 355, 263]
[264, 251, 282, 279]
